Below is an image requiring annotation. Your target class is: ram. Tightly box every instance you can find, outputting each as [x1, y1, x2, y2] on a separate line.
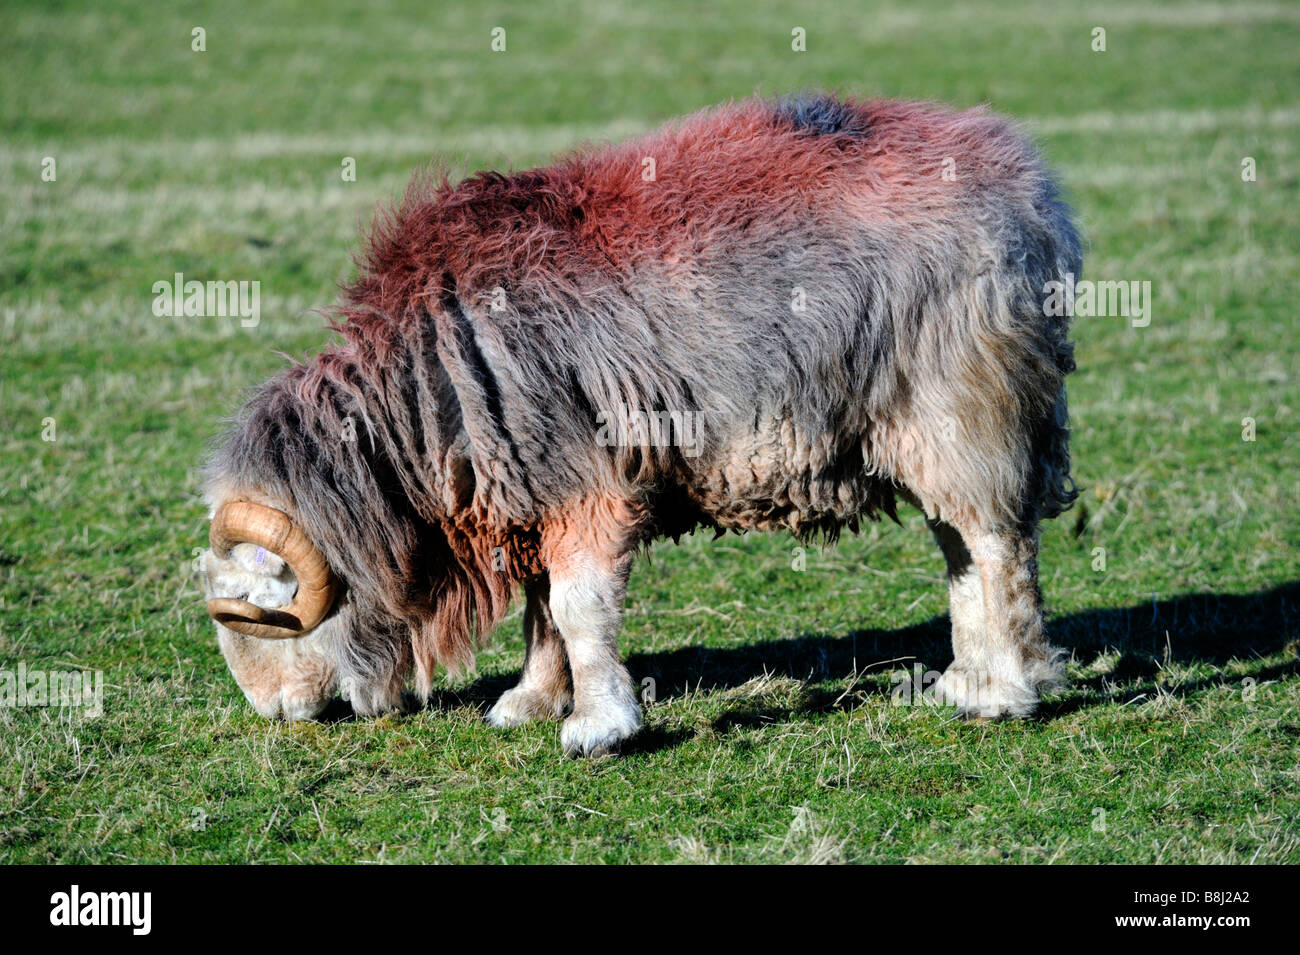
[199, 93, 1081, 756]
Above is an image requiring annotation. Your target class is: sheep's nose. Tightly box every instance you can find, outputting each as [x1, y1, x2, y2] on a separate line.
[245, 689, 284, 721]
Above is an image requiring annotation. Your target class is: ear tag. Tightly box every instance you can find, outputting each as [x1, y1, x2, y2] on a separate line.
[255, 546, 266, 565]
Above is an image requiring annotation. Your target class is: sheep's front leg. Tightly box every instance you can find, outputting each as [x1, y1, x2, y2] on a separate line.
[485, 576, 573, 727]
[542, 505, 642, 757]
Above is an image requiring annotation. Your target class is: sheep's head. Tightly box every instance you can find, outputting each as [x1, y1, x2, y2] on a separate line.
[205, 501, 338, 639]
[200, 501, 345, 720]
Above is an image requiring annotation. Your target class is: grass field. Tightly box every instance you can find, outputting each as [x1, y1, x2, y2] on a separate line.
[1, 0, 1297, 863]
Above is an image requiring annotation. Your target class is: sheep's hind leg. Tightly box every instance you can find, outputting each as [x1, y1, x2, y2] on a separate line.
[931, 524, 1064, 718]
[928, 518, 986, 678]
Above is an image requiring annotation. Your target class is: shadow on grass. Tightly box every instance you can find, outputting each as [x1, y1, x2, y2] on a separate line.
[428, 581, 1298, 754]
[631, 580, 1298, 706]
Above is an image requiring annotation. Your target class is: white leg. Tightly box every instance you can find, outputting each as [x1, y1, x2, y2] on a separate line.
[931, 524, 1063, 717]
[549, 550, 641, 756]
[486, 576, 573, 728]
[535, 499, 645, 757]
[929, 519, 985, 669]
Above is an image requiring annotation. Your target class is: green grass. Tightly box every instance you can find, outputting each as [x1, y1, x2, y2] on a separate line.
[2, 0, 1298, 863]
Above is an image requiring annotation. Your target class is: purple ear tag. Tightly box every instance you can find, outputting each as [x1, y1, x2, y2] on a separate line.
[255, 546, 267, 565]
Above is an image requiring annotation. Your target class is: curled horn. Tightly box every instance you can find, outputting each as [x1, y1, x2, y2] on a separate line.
[205, 501, 338, 639]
